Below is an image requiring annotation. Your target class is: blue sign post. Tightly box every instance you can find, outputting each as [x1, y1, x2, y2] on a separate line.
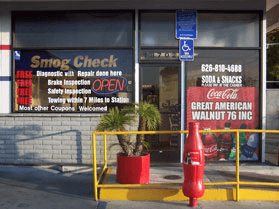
[179, 39, 194, 61]
[176, 10, 197, 39]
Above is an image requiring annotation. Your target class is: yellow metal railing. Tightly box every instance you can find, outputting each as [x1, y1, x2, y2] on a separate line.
[92, 129, 279, 201]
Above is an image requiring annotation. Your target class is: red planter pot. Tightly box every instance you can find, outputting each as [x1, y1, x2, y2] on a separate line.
[116, 153, 150, 184]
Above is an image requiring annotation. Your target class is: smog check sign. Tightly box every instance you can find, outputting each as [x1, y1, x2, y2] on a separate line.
[179, 39, 194, 61]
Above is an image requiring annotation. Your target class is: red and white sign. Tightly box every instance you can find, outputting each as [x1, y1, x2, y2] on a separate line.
[187, 87, 259, 131]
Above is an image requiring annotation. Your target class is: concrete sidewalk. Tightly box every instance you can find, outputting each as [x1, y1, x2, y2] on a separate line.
[0, 165, 278, 209]
[97, 200, 279, 209]
[0, 165, 97, 209]
[105, 162, 279, 188]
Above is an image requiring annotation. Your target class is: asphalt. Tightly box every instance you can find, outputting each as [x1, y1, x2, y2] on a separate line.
[0, 164, 278, 209]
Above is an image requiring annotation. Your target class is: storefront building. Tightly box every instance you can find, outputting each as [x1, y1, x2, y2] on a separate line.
[0, 0, 266, 165]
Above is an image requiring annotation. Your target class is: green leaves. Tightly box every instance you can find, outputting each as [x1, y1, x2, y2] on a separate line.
[136, 102, 161, 131]
[267, 28, 279, 81]
[267, 45, 279, 80]
[96, 106, 135, 132]
[96, 103, 161, 132]
[96, 103, 161, 156]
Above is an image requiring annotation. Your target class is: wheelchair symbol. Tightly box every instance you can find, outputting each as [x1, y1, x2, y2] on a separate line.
[182, 41, 191, 52]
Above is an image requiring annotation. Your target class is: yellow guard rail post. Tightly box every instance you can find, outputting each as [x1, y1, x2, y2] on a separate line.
[236, 130, 240, 202]
[92, 129, 279, 201]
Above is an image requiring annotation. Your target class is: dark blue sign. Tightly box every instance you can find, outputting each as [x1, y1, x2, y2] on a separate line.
[14, 49, 134, 112]
[14, 49, 133, 75]
[176, 10, 197, 39]
[179, 39, 194, 61]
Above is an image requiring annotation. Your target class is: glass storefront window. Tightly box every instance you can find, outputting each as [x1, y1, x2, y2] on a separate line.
[197, 13, 259, 47]
[140, 12, 177, 47]
[186, 50, 259, 88]
[186, 49, 260, 161]
[140, 11, 260, 162]
[141, 65, 180, 161]
[13, 11, 134, 113]
[267, 28, 279, 89]
[141, 65, 179, 110]
[14, 49, 133, 112]
[140, 12, 259, 47]
[14, 12, 133, 48]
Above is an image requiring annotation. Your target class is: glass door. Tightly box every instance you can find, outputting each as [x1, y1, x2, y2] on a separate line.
[140, 64, 181, 162]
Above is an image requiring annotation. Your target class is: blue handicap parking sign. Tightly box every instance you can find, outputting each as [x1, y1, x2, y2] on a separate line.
[179, 39, 194, 61]
[176, 10, 197, 39]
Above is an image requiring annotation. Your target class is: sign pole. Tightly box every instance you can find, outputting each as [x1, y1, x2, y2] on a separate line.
[180, 60, 186, 163]
[176, 10, 197, 162]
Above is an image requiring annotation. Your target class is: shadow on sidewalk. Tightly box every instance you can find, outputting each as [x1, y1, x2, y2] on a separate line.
[0, 165, 95, 199]
[217, 170, 279, 190]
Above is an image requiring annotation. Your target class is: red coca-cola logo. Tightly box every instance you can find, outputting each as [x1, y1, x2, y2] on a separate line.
[204, 144, 218, 155]
[207, 88, 239, 100]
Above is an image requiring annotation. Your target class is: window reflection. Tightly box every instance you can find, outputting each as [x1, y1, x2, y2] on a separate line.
[14, 12, 133, 48]
[141, 65, 180, 149]
[142, 66, 179, 110]
[140, 12, 259, 47]
[187, 50, 259, 88]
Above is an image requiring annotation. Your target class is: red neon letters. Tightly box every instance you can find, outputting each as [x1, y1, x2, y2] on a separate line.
[91, 76, 127, 95]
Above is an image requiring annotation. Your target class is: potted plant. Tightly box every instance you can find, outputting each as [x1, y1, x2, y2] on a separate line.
[96, 102, 161, 184]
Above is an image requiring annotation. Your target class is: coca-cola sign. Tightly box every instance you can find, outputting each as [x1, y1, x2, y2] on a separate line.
[187, 86, 259, 161]
[204, 144, 218, 155]
[187, 86, 259, 131]
[207, 88, 239, 100]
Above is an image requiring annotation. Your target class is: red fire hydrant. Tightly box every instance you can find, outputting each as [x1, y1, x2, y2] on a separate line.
[182, 122, 205, 207]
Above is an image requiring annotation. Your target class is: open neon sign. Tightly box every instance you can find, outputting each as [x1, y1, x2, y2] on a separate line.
[91, 76, 128, 95]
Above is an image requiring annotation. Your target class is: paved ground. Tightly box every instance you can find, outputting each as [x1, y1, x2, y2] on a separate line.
[266, 134, 279, 166]
[97, 200, 279, 209]
[0, 165, 96, 209]
[0, 165, 278, 209]
[107, 162, 279, 188]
